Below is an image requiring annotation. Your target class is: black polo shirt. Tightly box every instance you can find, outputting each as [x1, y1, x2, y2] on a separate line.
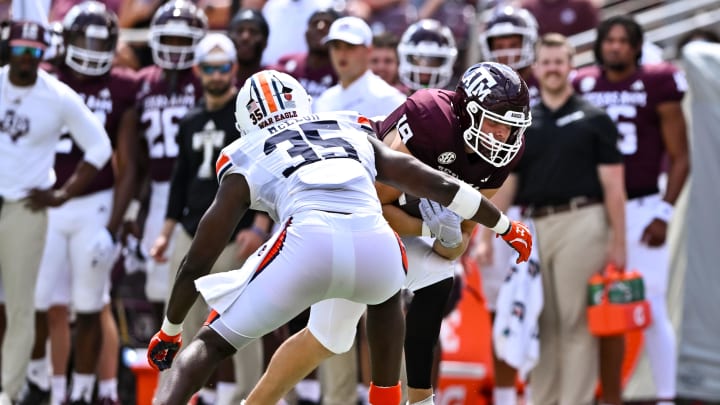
[514, 93, 622, 207]
[166, 96, 255, 240]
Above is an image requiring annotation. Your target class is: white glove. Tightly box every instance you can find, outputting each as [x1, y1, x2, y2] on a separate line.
[418, 198, 463, 248]
[91, 227, 120, 273]
[123, 234, 147, 274]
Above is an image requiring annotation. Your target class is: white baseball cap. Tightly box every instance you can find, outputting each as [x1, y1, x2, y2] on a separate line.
[194, 33, 237, 65]
[323, 16, 372, 47]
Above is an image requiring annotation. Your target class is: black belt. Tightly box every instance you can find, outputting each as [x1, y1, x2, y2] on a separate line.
[522, 196, 602, 219]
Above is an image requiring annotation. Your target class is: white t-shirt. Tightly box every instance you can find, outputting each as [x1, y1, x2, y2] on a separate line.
[0, 67, 111, 200]
[313, 69, 406, 118]
[217, 111, 381, 223]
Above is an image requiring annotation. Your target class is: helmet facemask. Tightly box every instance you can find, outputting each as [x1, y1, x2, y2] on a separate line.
[150, 23, 204, 70]
[398, 41, 457, 90]
[463, 100, 531, 167]
[65, 24, 115, 75]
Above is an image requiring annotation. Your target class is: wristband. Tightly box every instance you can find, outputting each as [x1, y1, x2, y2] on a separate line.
[161, 317, 183, 336]
[447, 182, 483, 219]
[653, 200, 674, 223]
[491, 214, 511, 235]
[421, 222, 432, 237]
[124, 199, 141, 222]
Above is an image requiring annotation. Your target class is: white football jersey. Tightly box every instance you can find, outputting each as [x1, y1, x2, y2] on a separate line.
[216, 111, 381, 223]
[0, 67, 111, 200]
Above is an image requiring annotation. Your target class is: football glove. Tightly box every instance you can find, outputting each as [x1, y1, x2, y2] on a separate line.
[147, 330, 182, 371]
[419, 198, 463, 248]
[91, 227, 119, 273]
[497, 220, 533, 264]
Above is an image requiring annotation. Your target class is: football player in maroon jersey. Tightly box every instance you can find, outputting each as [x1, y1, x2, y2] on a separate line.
[17, 3, 139, 405]
[475, 6, 540, 403]
[574, 15, 689, 405]
[133, 0, 207, 316]
[370, 61, 532, 405]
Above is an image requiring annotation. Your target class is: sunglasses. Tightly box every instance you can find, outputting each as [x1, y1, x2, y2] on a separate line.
[199, 63, 233, 74]
[10, 46, 43, 58]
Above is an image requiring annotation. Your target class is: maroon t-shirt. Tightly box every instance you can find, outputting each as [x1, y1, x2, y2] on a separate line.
[272, 53, 337, 103]
[53, 66, 140, 195]
[136, 66, 203, 182]
[573, 63, 686, 196]
[373, 89, 522, 191]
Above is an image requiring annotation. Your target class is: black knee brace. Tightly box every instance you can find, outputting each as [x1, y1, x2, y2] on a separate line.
[404, 277, 454, 389]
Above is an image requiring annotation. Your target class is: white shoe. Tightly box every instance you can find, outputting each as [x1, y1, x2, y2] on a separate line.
[0, 392, 12, 405]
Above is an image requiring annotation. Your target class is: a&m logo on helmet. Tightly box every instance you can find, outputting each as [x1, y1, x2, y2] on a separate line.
[460, 65, 498, 102]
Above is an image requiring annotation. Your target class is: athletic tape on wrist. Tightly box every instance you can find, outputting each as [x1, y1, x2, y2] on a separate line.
[447, 182, 482, 219]
[161, 317, 183, 336]
[491, 214, 511, 235]
[653, 200, 674, 223]
[421, 222, 432, 237]
[124, 200, 141, 222]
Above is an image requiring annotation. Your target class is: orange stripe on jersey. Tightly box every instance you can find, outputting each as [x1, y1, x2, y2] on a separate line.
[358, 116, 371, 126]
[215, 153, 230, 174]
[204, 309, 220, 326]
[257, 72, 278, 113]
[251, 218, 292, 282]
[393, 231, 408, 274]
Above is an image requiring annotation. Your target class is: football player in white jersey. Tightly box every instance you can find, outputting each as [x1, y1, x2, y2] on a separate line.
[0, 20, 111, 400]
[145, 70, 532, 405]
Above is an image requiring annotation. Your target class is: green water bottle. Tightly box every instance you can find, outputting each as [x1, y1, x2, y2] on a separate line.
[607, 271, 632, 303]
[587, 273, 605, 306]
[625, 271, 645, 302]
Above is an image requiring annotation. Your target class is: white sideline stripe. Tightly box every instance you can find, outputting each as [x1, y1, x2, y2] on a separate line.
[439, 361, 487, 379]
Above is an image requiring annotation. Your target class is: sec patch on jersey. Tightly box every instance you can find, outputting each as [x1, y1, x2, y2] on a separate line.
[398, 193, 422, 218]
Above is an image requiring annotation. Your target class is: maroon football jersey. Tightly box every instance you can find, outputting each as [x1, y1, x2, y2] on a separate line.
[373, 89, 521, 191]
[525, 74, 540, 108]
[272, 53, 337, 102]
[136, 66, 203, 182]
[573, 63, 686, 195]
[53, 66, 140, 195]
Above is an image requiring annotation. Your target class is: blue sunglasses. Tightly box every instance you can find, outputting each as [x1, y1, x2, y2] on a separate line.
[199, 63, 233, 74]
[10, 46, 43, 58]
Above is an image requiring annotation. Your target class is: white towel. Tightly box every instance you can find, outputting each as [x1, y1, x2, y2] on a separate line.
[491, 220, 543, 381]
[195, 228, 281, 314]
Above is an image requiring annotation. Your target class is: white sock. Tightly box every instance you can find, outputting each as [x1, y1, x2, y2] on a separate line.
[27, 358, 50, 390]
[357, 383, 369, 405]
[215, 382, 235, 405]
[198, 387, 217, 404]
[494, 387, 517, 405]
[524, 385, 533, 405]
[409, 394, 434, 405]
[50, 376, 67, 405]
[98, 378, 118, 400]
[657, 401, 675, 405]
[295, 379, 321, 402]
[69, 373, 95, 402]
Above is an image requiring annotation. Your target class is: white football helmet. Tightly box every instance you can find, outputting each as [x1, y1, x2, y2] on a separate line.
[235, 70, 313, 136]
